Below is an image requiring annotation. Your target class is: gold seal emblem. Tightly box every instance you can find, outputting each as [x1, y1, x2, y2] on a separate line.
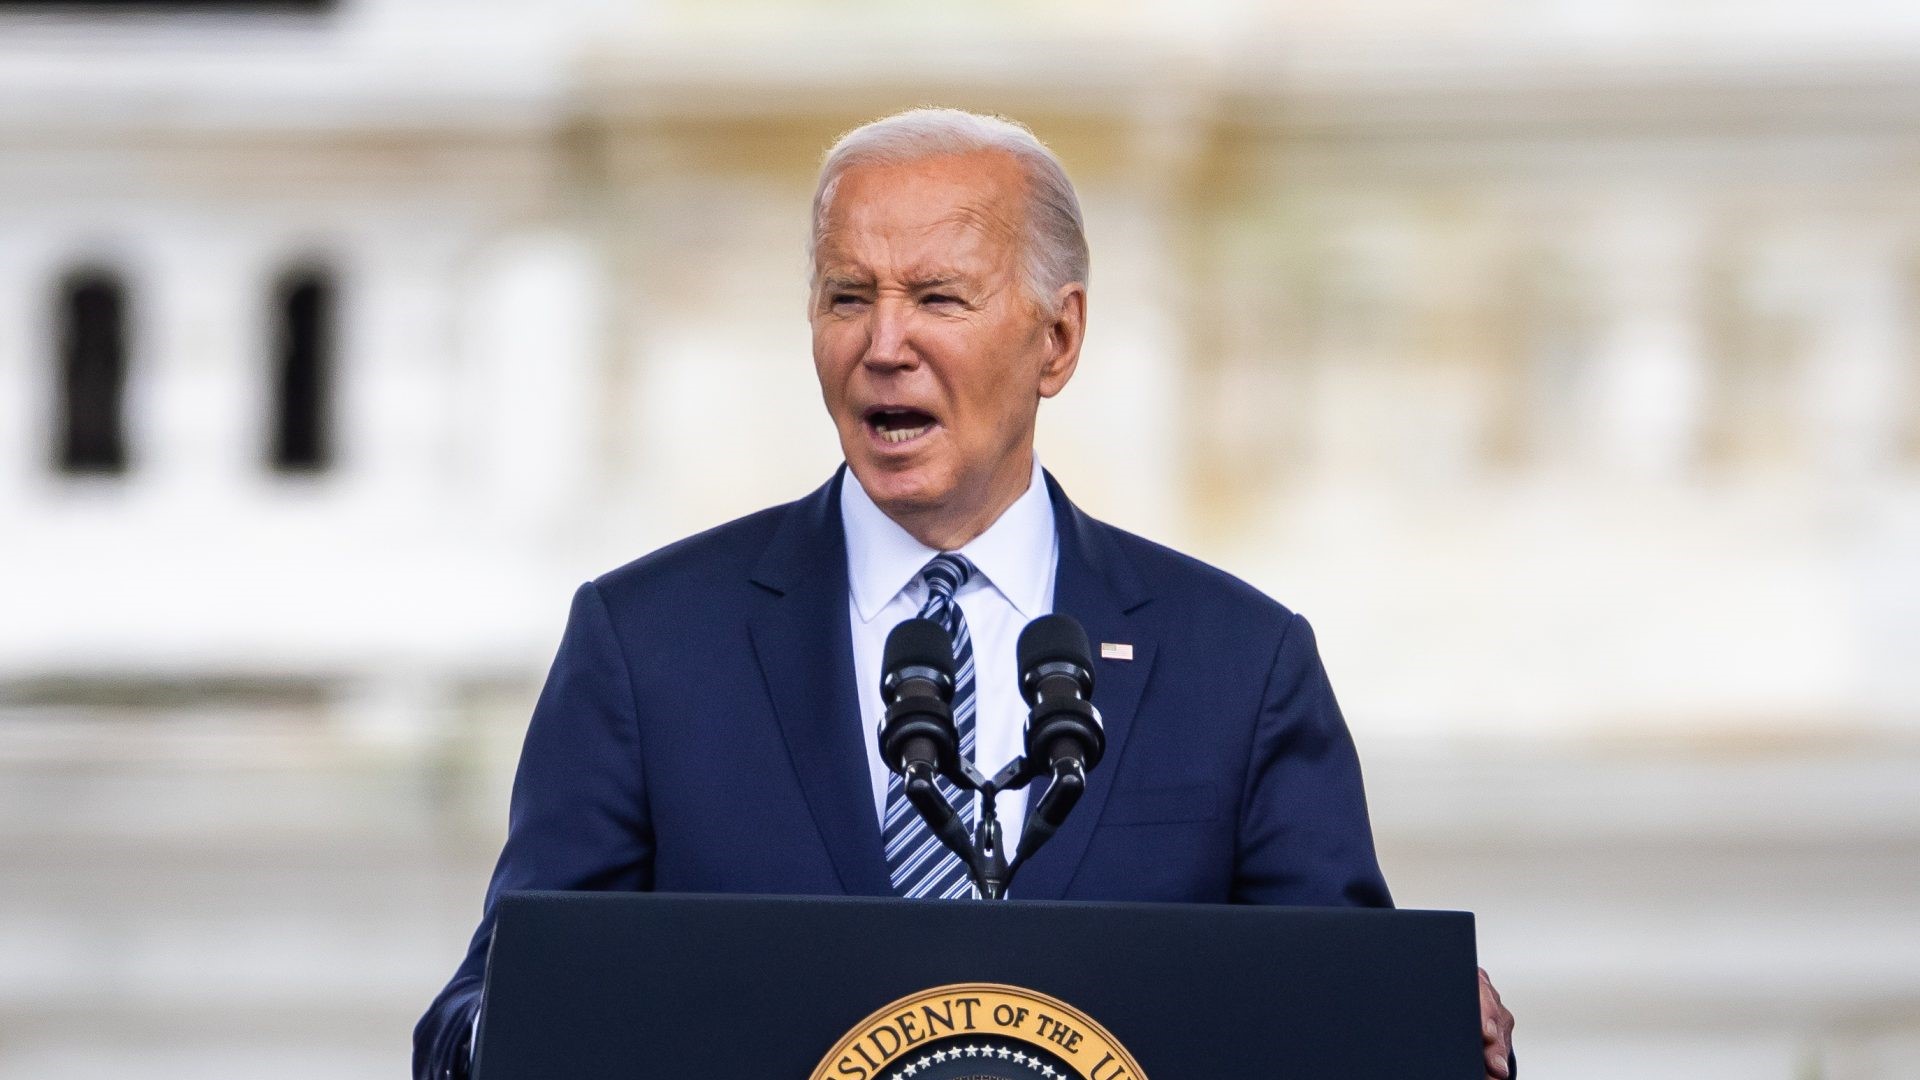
[810, 982, 1148, 1080]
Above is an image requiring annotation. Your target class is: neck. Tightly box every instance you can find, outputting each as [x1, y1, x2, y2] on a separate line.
[885, 456, 1035, 551]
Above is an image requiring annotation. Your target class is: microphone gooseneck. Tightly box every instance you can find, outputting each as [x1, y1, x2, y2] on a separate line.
[1012, 613, 1106, 868]
[871, 613, 1111, 899]
[876, 616, 989, 895]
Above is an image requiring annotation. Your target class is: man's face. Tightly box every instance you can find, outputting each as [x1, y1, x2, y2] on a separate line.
[810, 151, 1083, 541]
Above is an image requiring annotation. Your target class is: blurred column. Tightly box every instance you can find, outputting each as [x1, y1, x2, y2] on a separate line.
[143, 226, 262, 506]
[1799, 232, 1908, 480]
[337, 229, 464, 514]
[461, 227, 604, 539]
[1408, 215, 1518, 482]
[0, 240, 38, 508]
[1839, 232, 1920, 733]
[1504, 237, 1599, 473]
[1907, 247, 1920, 466]
[1306, 211, 1419, 483]
[1583, 199, 1706, 478]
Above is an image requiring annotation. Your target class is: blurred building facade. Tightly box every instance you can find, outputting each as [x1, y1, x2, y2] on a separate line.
[1, 3, 1917, 1078]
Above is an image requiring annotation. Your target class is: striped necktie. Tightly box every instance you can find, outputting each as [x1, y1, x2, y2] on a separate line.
[881, 552, 980, 900]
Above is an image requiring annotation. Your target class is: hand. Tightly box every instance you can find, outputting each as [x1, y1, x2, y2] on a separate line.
[1479, 966, 1515, 1078]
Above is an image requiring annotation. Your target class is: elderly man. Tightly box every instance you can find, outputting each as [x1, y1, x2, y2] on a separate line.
[415, 108, 1515, 1079]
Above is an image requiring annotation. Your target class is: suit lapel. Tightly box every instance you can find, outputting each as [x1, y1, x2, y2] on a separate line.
[1010, 473, 1155, 900]
[746, 469, 894, 897]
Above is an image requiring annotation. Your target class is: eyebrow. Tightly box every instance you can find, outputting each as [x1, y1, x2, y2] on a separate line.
[816, 272, 972, 294]
[904, 275, 963, 292]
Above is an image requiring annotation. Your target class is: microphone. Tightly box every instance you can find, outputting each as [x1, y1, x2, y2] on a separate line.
[877, 618, 959, 779]
[1012, 614, 1105, 868]
[1017, 614, 1105, 773]
[876, 617, 983, 894]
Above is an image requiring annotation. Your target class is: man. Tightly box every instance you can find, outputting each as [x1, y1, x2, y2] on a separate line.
[415, 108, 1515, 1078]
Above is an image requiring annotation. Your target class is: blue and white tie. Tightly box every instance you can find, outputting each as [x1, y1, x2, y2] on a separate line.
[882, 553, 980, 900]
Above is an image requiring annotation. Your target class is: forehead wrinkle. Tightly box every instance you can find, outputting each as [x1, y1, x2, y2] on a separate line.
[940, 198, 1023, 242]
[815, 160, 1029, 288]
[893, 207, 1019, 284]
[823, 223, 1004, 292]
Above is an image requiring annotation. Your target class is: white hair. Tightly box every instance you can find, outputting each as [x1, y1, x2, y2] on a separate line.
[809, 107, 1090, 309]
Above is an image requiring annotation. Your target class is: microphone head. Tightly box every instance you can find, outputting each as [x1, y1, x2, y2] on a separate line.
[1016, 613, 1093, 705]
[881, 617, 956, 703]
[879, 617, 960, 777]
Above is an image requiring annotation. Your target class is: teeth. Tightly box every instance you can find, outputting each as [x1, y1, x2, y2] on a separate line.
[881, 424, 931, 444]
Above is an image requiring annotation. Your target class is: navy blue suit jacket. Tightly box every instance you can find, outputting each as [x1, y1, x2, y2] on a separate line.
[414, 470, 1391, 1078]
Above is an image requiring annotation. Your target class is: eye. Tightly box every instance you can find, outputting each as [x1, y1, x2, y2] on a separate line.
[922, 293, 962, 307]
[829, 293, 868, 310]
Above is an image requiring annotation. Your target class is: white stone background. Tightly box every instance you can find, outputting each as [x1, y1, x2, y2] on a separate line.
[1, 2, 1917, 1078]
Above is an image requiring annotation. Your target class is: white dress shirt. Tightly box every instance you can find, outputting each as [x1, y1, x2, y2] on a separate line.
[841, 456, 1058, 859]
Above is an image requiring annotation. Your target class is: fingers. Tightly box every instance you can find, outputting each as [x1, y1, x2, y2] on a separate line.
[1478, 967, 1515, 1079]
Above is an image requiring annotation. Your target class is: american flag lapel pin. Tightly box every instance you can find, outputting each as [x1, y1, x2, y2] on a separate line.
[1100, 642, 1134, 661]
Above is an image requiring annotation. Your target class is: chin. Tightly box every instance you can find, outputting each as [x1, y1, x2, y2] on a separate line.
[849, 459, 950, 516]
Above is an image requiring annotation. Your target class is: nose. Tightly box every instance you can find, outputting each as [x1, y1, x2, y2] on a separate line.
[861, 296, 918, 372]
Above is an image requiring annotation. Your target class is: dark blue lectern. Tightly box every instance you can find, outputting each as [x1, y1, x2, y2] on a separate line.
[474, 892, 1483, 1079]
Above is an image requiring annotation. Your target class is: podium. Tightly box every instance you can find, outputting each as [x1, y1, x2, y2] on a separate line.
[473, 891, 1484, 1079]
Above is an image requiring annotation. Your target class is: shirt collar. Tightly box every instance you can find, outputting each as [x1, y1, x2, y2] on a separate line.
[840, 456, 1055, 625]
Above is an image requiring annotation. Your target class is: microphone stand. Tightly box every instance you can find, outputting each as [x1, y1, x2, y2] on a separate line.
[915, 754, 1078, 901]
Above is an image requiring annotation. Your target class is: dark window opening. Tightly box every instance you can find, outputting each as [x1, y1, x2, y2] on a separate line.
[270, 266, 335, 472]
[55, 268, 130, 475]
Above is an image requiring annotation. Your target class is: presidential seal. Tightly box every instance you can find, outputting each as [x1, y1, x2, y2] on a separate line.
[810, 983, 1147, 1080]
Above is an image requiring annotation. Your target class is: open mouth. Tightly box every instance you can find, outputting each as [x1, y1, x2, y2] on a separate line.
[864, 407, 937, 446]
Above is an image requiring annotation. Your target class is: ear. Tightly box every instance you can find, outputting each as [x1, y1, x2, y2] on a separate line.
[1037, 282, 1086, 399]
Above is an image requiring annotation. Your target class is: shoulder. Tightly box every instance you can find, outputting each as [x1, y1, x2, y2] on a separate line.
[1074, 512, 1312, 682]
